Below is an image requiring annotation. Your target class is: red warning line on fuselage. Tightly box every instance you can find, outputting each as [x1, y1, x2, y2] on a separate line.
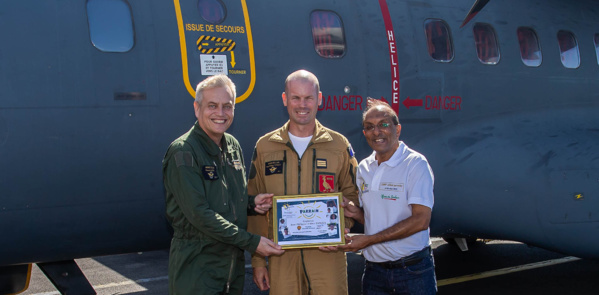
[378, 0, 400, 115]
[196, 35, 236, 54]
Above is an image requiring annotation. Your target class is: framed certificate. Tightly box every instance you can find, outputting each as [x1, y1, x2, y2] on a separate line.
[273, 192, 345, 249]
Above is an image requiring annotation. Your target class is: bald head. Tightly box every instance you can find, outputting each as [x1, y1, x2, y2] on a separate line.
[362, 98, 399, 125]
[285, 70, 320, 95]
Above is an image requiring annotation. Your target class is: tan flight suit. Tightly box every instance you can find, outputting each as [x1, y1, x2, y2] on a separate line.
[248, 120, 359, 295]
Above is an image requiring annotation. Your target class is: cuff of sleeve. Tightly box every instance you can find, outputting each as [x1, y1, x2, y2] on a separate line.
[247, 234, 261, 254]
[247, 195, 257, 216]
[251, 253, 268, 268]
[344, 217, 355, 230]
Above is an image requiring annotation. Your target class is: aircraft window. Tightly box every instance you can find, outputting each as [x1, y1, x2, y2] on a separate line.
[86, 0, 134, 53]
[557, 30, 580, 69]
[473, 23, 500, 65]
[424, 19, 454, 62]
[310, 10, 346, 58]
[198, 0, 226, 24]
[517, 27, 542, 67]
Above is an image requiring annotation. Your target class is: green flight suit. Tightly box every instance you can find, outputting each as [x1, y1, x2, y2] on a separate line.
[163, 122, 260, 295]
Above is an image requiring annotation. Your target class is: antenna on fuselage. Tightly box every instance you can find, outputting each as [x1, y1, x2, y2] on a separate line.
[460, 0, 490, 28]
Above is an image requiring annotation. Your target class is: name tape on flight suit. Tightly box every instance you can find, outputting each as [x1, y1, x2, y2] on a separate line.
[202, 165, 219, 180]
[265, 161, 283, 175]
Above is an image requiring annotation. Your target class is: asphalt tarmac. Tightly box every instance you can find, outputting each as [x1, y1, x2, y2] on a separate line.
[21, 238, 599, 295]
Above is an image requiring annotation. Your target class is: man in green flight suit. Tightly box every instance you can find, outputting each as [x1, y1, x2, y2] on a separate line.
[163, 75, 284, 295]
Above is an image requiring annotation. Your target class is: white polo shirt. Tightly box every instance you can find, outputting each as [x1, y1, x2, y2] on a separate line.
[357, 142, 434, 262]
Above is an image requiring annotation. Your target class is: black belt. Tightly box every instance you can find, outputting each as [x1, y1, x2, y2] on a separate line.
[367, 246, 431, 268]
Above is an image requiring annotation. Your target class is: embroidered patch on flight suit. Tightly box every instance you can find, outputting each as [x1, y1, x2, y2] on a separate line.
[232, 159, 243, 170]
[228, 152, 243, 170]
[316, 158, 327, 169]
[202, 165, 219, 180]
[174, 151, 194, 168]
[316, 172, 335, 193]
[265, 160, 283, 175]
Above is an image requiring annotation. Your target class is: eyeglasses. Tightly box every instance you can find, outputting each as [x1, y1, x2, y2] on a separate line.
[363, 122, 392, 132]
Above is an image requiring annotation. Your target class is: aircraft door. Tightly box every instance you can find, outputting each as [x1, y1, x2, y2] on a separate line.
[173, 0, 254, 103]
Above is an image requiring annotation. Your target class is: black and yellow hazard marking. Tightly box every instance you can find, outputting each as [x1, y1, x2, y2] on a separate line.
[197, 35, 236, 53]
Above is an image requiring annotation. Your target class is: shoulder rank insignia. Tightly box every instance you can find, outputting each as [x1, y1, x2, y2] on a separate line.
[347, 144, 355, 158]
[316, 158, 327, 169]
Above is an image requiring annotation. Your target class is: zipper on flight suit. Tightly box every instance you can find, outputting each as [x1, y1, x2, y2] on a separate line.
[223, 149, 237, 293]
[217, 153, 229, 216]
[297, 158, 301, 194]
[226, 152, 239, 221]
[284, 139, 316, 292]
[283, 150, 287, 195]
[285, 141, 301, 194]
[225, 252, 236, 293]
[296, 145, 315, 293]
[312, 148, 316, 193]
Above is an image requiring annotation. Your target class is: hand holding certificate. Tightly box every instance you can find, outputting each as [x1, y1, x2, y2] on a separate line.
[273, 192, 345, 249]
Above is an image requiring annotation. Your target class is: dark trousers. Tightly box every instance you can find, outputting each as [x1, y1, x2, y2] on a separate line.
[362, 247, 437, 295]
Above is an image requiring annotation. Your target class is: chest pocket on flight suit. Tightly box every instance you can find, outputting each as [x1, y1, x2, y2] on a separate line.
[199, 160, 230, 215]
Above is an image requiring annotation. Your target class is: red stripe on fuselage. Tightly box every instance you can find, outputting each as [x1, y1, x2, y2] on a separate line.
[378, 0, 400, 115]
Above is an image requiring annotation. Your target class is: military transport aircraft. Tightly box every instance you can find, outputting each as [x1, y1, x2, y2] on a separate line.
[1, 0, 598, 293]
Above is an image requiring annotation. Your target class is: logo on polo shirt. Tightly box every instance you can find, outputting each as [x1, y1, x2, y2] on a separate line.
[360, 182, 369, 193]
[381, 194, 399, 201]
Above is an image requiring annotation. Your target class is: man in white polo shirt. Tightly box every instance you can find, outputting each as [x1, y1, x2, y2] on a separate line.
[339, 98, 436, 294]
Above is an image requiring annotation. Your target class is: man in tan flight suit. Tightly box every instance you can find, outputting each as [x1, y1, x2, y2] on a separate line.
[247, 70, 359, 295]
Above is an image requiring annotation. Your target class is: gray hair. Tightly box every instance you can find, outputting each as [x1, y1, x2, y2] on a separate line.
[195, 75, 237, 104]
